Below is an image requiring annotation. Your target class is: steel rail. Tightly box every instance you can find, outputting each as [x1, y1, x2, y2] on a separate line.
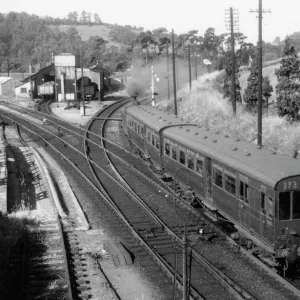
[3, 119, 73, 300]
[1, 103, 258, 300]
[2, 100, 300, 298]
[85, 101, 257, 300]
[1, 112, 197, 299]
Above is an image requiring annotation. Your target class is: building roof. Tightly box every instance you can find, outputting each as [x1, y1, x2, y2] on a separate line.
[0, 73, 32, 82]
[126, 105, 300, 189]
[0, 77, 12, 84]
[90, 65, 110, 73]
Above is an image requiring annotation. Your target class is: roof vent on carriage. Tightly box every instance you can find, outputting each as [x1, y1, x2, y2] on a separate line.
[186, 129, 190, 132]
[232, 147, 238, 151]
[245, 152, 251, 156]
[225, 134, 230, 138]
[215, 131, 220, 134]
[194, 132, 199, 135]
[213, 139, 218, 143]
[236, 138, 240, 141]
[203, 136, 208, 139]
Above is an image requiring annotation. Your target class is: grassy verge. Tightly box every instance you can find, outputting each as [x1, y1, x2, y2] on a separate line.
[158, 71, 300, 158]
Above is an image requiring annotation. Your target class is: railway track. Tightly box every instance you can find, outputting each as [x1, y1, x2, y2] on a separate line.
[0, 100, 300, 299]
[1, 119, 92, 300]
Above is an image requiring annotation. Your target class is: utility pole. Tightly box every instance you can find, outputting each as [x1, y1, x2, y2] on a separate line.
[74, 68, 77, 102]
[166, 45, 170, 100]
[250, 0, 271, 147]
[225, 7, 239, 116]
[188, 43, 192, 92]
[98, 60, 102, 101]
[194, 47, 197, 79]
[182, 231, 188, 300]
[7, 59, 9, 77]
[172, 29, 178, 116]
[80, 48, 86, 116]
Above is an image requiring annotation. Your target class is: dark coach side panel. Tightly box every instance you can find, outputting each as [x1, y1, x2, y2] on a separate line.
[211, 162, 239, 222]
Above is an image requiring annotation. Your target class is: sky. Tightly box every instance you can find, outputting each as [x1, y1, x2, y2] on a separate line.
[1, 0, 300, 44]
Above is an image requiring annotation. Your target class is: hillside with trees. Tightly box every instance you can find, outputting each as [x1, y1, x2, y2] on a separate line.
[0, 10, 285, 76]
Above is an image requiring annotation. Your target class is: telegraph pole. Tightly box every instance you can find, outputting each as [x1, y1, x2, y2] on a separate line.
[194, 47, 198, 79]
[7, 59, 9, 77]
[172, 29, 178, 116]
[188, 43, 192, 92]
[80, 48, 86, 116]
[166, 45, 170, 100]
[182, 232, 188, 300]
[250, 0, 271, 147]
[225, 7, 239, 116]
[98, 60, 102, 101]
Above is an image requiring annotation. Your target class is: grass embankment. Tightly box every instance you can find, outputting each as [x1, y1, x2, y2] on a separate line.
[0, 202, 57, 294]
[158, 70, 300, 159]
[0, 202, 36, 291]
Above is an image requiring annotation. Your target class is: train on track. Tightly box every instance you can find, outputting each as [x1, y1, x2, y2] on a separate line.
[123, 104, 300, 272]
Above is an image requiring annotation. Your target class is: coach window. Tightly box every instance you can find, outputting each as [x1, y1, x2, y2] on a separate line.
[147, 131, 151, 143]
[261, 192, 266, 213]
[165, 142, 170, 156]
[239, 181, 249, 203]
[213, 167, 223, 188]
[187, 156, 194, 170]
[134, 122, 137, 132]
[225, 173, 236, 195]
[293, 191, 300, 219]
[141, 126, 144, 136]
[179, 150, 186, 165]
[138, 124, 140, 134]
[279, 192, 291, 220]
[155, 137, 160, 150]
[196, 159, 203, 175]
[172, 147, 177, 160]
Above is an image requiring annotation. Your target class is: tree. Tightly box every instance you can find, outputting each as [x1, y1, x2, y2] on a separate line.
[67, 11, 78, 24]
[94, 13, 101, 24]
[86, 12, 91, 24]
[244, 58, 274, 112]
[263, 77, 273, 109]
[275, 37, 300, 121]
[80, 11, 87, 24]
[223, 50, 242, 103]
[135, 31, 157, 66]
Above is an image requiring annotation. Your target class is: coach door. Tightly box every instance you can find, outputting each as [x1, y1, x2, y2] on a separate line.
[238, 175, 250, 228]
[205, 158, 213, 200]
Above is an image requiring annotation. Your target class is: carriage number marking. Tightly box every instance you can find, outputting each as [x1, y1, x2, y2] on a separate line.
[283, 181, 297, 190]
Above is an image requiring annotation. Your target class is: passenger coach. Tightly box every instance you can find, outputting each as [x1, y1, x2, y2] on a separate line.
[124, 105, 300, 264]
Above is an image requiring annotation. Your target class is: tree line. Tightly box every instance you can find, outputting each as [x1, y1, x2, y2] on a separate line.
[1, 10, 299, 121]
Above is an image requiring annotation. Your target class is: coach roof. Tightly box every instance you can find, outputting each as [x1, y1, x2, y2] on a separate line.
[126, 105, 300, 188]
[125, 105, 188, 131]
[163, 124, 299, 188]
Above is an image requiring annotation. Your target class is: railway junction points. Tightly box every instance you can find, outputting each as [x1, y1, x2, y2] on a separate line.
[1, 96, 300, 299]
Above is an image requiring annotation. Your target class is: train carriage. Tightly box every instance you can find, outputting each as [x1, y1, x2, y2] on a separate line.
[124, 105, 300, 265]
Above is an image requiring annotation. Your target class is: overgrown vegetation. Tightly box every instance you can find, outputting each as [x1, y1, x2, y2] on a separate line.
[275, 38, 300, 121]
[159, 70, 300, 159]
[244, 59, 273, 112]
